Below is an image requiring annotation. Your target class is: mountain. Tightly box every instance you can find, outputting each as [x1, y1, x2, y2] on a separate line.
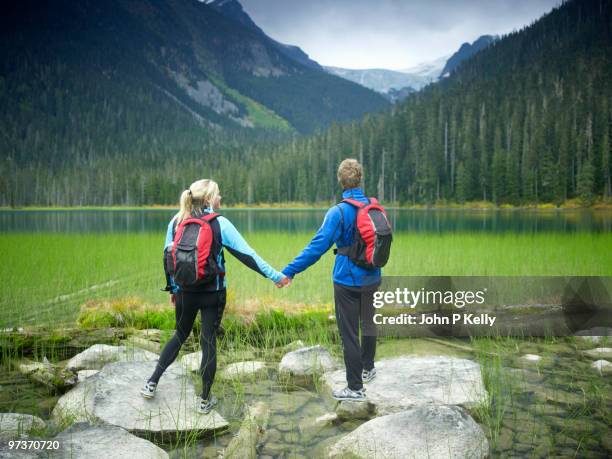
[400, 55, 450, 81]
[325, 35, 498, 103]
[439, 35, 497, 77]
[0, 0, 389, 152]
[206, 0, 323, 71]
[385, 86, 416, 103]
[324, 56, 445, 103]
[324, 67, 428, 93]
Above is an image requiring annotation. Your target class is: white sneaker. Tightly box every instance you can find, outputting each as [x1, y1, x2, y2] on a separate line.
[140, 381, 157, 399]
[332, 386, 366, 402]
[362, 368, 377, 383]
[197, 394, 218, 414]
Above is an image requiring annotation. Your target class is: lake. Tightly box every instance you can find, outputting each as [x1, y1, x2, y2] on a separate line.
[1, 208, 611, 234]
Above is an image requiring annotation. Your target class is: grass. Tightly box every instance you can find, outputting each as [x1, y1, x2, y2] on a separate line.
[2, 231, 612, 327]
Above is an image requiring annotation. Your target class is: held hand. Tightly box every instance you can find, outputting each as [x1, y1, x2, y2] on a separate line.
[170, 294, 176, 305]
[275, 276, 292, 289]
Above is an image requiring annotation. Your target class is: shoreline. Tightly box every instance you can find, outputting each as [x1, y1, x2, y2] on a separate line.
[1, 200, 611, 212]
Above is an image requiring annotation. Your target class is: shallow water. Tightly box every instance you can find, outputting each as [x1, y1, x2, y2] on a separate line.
[1, 337, 610, 458]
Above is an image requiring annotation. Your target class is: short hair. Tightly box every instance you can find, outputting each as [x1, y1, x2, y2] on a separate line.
[337, 158, 363, 189]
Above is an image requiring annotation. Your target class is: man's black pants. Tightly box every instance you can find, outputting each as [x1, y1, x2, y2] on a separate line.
[334, 283, 377, 391]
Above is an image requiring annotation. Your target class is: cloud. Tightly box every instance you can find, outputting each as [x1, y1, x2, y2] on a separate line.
[240, 0, 561, 69]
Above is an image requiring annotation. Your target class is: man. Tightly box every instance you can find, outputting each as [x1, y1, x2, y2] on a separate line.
[281, 158, 380, 401]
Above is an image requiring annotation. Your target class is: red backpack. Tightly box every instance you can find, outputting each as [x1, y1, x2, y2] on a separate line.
[168, 213, 224, 288]
[336, 198, 393, 269]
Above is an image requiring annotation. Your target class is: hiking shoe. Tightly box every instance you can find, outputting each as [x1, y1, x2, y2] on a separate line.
[332, 386, 366, 402]
[197, 394, 218, 414]
[362, 368, 377, 383]
[140, 381, 157, 399]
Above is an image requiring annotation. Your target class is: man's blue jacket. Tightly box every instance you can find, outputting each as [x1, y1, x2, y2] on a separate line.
[281, 187, 381, 287]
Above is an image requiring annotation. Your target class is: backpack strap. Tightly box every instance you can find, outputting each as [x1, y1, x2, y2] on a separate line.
[202, 212, 219, 222]
[333, 200, 360, 256]
[342, 198, 366, 208]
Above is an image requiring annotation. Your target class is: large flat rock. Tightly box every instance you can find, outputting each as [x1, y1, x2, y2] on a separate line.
[329, 405, 489, 458]
[53, 361, 227, 438]
[65, 344, 159, 370]
[322, 356, 487, 415]
[51, 423, 168, 459]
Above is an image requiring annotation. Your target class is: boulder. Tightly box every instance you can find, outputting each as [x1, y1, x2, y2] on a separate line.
[65, 344, 158, 371]
[328, 405, 488, 458]
[0, 413, 46, 441]
[219, 361, 267, 380]
[583, 347, 612, 359]
[53, 361, 227, 439]
[278, 346, 337, 381]
[52, 422, 168, 458]
[322, 356, 487, 415]
[592, 360, 612, 375]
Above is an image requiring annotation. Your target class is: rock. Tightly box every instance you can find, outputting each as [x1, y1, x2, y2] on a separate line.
[297, 405, 341, 444]
[315, 412, 338, 426]
[335, 401, 376, 421]
[592, 360, 612, 375]
[16, 359, 77, 391]
[329, 405, 488, 458]
[219, 361, 267, 380]
[180, 351, 202, 372]
[278, 345, 337, 381]
[583, 347, 612, 359]
[281, 340, 305, 352]
[224, 402, 269, 459]
[521, 354, 542, 362]
[575, 327, 612, 345]
[123, 336, 160, 353]
[0, 413, 46, 441]
[0, 447, 40, 459]
[65, 344, 158, 371]
[322, 356, 487, 415]
[52, 361, 227, 439]
[52, 422, 168, 458]
[77, 370, 99, 382]
[133, 329, 162, 342]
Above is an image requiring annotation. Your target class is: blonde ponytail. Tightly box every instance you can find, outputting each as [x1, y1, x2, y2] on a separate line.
[177, 189, 193, 223]
[176, 179, 220, 223]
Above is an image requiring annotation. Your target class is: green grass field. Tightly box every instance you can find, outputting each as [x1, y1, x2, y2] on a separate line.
[2, 232, 612, 327]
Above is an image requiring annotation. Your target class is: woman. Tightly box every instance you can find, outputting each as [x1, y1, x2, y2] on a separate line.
[141, 179, 288, 414]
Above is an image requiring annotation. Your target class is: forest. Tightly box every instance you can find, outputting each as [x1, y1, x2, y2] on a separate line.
[0, 0, 610, 207]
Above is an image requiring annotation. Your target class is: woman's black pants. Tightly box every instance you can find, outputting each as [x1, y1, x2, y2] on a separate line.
[148, 289, 226, 400]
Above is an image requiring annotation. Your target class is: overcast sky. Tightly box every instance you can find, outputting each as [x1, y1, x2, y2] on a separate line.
[239, 0, 561, 70]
